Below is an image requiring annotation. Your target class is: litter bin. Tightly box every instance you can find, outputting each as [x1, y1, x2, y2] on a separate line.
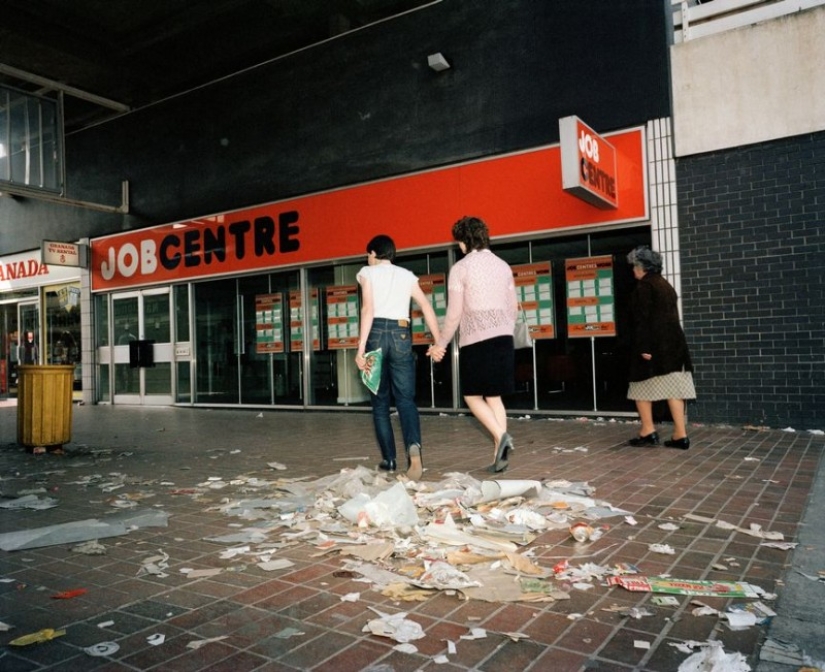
[17, 365, 75, 448]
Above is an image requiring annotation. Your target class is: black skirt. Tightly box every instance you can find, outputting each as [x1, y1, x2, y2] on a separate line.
[459, 335, 515, 397]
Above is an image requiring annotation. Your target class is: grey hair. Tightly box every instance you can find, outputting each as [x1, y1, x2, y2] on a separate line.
[627, 246, 663, 274]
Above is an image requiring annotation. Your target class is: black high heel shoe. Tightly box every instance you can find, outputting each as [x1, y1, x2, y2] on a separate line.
[487, 433, 513, 473]
[664, 437, 690, 450]
[628, 432, 659, 447]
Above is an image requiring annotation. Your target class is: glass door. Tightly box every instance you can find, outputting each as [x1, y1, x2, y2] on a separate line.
[194, 278, 239, 403]
[193, 273, 301, 406]
[111, 289, 173, 405]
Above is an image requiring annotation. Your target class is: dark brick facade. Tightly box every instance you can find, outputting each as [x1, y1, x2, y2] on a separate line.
[677, 132, 825, 429]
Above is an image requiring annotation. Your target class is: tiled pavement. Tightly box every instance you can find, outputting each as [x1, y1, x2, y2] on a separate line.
[0, 403, 823, 672]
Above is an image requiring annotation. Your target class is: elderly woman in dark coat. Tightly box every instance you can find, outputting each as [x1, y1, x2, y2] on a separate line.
[626, 247, 696, 449]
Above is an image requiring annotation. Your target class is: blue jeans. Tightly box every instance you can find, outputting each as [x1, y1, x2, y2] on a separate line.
[366, 318, 421, 462]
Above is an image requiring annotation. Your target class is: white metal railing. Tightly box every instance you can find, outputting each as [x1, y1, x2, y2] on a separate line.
[672, 0, 825, 43]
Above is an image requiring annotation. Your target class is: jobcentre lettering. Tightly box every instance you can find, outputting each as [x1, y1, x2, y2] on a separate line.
[578, 129, 616, 199]
[100, 211, 300, 281]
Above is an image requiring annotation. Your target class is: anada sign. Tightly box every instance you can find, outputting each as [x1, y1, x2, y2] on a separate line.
[559, 115, 618, 210]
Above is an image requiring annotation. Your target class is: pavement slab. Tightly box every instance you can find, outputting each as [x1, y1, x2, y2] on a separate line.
[0, 404, 823, 671]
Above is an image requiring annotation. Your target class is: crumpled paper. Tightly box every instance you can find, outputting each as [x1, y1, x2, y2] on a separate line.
[362, 608, 425, 643]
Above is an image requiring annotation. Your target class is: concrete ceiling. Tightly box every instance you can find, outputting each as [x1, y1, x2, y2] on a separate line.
[0, 0, 435, 134]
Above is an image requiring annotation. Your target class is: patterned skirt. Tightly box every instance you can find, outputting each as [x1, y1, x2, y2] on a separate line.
[627, 370, 696, 402]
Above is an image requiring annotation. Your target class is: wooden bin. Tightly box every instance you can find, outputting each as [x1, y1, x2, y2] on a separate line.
[17, 365, 75, 447]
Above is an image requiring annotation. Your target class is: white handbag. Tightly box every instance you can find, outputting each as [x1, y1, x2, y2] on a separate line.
[513, 305, 533, 349]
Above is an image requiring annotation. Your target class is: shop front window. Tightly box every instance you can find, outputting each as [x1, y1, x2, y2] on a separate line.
[45, 283, 82, 394]
[192, 270, 301, 406]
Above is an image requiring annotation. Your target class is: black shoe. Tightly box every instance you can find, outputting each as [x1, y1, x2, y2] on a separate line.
[488, 433, 513, 473]
[628, 432, 659, 447]
[378, 459, 397, 472]
[664, 437, 690, 449]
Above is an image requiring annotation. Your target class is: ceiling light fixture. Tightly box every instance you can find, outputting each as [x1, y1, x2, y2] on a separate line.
[427, 53, 450, 72]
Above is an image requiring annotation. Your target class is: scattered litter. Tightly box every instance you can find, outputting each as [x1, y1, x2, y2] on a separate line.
[274, 628, 305, 639]
[393, 642, 418, 653]
[84, 642, 120, 656]
[675, 640, 751, 672]
[724, 610, 758, 630]
[503, 631, 530, 641]
[634, 639, 651, 650]
[795, 569, 825, 582]
[0, 621, 13, 631]
[341, 592, 360, 602]
[362, 608, 425, 643]
[649, 544, 676, 555]
[727, 601, 775, 626]
[609, 577, 762, 598]
[71, 540, 107, 555]
[51, 588, 87, 599]
[460, 628, 487, 640]
[267, 462, 287, 470]
[10, 628, 67, 646]
[690, 600, 721, 617]
[760, 541, 797, 550]
[658, 522, 679, 530]
[0, 509, 168, 551]
[97, 620, 115, 628]
[257, 559, 295, 571]
[0, 494, 59, 510]
[138, 550, 170, 578]
[624, 516, 637, 526]
[181, 568, 222, 578]
[570, 522, 595, 542]
[651, 596, 680, 606]
[147, 633, 165, 646]
[187, 636, 229, 649]
[758, 638, 806, 665]
[715, 520, 784, 540]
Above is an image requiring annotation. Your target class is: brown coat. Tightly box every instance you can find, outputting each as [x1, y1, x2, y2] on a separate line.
[628, 273, 693, 383]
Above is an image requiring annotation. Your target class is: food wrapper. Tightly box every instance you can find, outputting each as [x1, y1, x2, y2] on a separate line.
[360, 348, 383, 394]
[607, 576, 761, 598]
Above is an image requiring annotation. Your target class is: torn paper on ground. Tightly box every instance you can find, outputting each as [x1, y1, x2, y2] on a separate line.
[0, 509, 168, 551]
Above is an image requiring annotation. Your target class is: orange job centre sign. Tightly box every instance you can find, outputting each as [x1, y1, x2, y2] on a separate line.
[90, 127, 646, 292]
[559, 116, 618, 210]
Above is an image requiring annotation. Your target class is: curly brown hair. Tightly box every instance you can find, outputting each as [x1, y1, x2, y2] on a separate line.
[451, 216, 490, 251]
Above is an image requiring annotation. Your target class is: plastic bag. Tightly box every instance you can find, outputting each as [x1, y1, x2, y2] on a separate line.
[361, 348, 383, 393]
[514, 304, 533, 349]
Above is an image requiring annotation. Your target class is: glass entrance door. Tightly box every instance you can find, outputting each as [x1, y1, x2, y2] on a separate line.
[193, 274, 300, 406]
[111, 289, 173, 405]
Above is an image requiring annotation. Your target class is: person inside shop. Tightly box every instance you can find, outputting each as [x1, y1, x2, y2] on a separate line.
[19, 331, 39, 365]
[625, 246, 696, 449]
[354, 234, 442, 481]
[428, 216, 518, 473]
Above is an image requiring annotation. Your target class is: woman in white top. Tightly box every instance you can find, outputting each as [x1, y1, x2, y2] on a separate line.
[355, 235, 441, 480]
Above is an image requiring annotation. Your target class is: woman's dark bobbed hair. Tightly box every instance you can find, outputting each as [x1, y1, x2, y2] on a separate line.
[452, 216, 490, 251]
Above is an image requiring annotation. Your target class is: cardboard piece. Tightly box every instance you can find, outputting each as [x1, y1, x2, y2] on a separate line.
[608, 576, 761, 598]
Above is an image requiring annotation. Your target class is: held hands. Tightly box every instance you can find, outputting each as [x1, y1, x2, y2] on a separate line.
[641, 353, 652, 361]
[355, 352, 367, 371]
[427, 344, 446, 362]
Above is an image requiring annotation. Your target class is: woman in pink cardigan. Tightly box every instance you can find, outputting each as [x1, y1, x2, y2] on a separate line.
[430, 216, 518, 472]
